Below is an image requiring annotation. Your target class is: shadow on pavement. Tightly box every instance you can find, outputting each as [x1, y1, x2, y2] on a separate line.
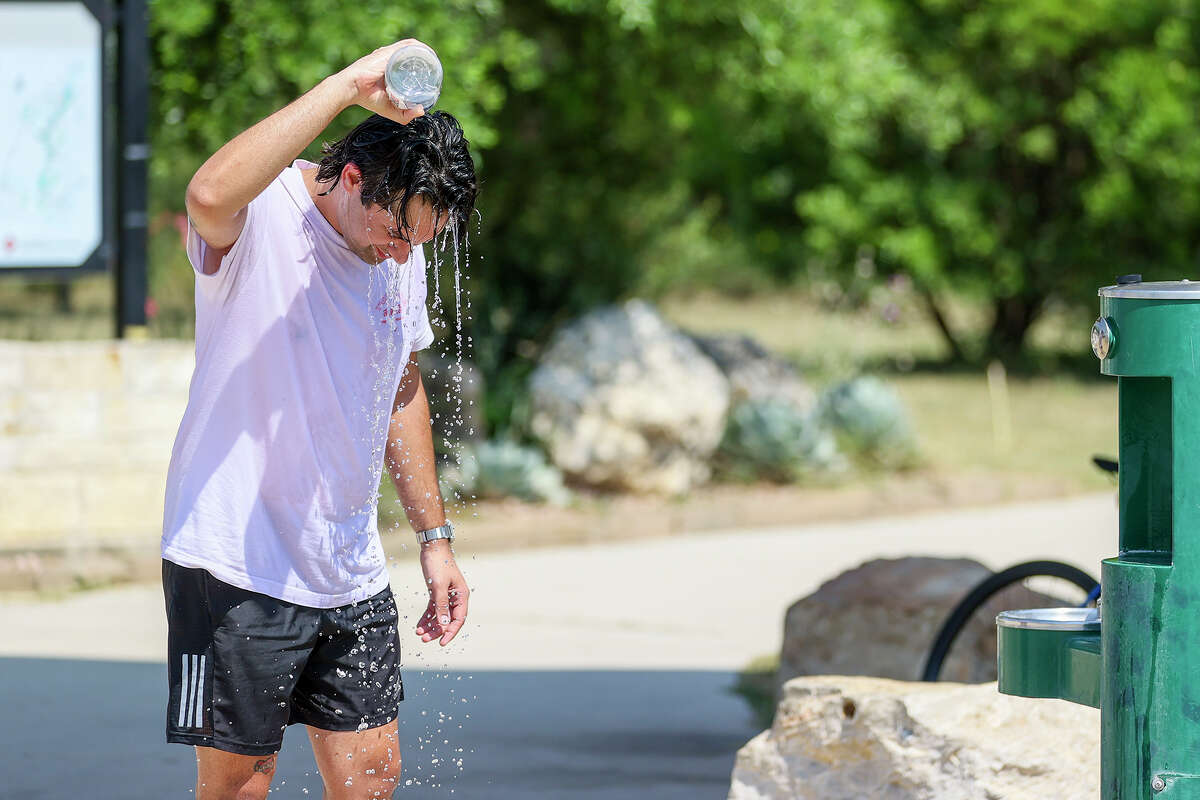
[0, 657, 758, 799]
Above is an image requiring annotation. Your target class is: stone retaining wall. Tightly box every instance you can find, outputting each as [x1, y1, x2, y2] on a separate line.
[0, 340, 193, 551]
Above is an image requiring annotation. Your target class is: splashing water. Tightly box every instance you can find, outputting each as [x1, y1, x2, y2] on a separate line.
[427, 209, 486, 520]
[323, 204, 483, 793]
[365, 204, 485, 532]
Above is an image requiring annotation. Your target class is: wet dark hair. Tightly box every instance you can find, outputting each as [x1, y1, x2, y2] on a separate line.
[316, 111, 477, 246]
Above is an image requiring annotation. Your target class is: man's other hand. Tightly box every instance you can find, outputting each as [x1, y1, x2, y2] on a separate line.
[416, 540, 469, 646]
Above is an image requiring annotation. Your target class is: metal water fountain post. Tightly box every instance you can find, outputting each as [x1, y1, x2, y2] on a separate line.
[997, 276, 1200, 798]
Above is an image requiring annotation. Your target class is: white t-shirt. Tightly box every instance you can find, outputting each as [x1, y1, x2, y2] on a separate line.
[161, 160, 435, 608]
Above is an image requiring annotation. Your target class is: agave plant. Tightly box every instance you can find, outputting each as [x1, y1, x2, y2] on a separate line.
[717, 399, 843, 483]
[819, 376, 918, 468]
[439, 440, 571, 506]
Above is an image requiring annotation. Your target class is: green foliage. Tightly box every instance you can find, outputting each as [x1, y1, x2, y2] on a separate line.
[147, 0, 790, 430]
[146, 0, 1200, 423]
[149, 0, 517, 203]
[439, 439, 570, 505]
[731, 653, 780, 729]
[778, 0, 1200, 357]
[819, 376, 918, 469]
[717, 399, 843, 483]
[716, 378, 917, 481]
[449, 1, 797, 428]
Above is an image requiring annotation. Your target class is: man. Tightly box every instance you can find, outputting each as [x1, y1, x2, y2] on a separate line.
[160, 40, 475, 799]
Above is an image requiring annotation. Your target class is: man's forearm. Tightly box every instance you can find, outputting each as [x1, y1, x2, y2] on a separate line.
[186, 77, 354, 220]
[385, 359, 447, 533]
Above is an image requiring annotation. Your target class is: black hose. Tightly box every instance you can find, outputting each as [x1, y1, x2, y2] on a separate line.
[920, 560, 1100, 682]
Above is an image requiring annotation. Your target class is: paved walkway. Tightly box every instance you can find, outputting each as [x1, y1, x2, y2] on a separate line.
[0, 493, 1116, 798]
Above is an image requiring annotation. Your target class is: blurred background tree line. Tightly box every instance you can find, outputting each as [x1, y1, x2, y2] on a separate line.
[11, 0, 1200, 431]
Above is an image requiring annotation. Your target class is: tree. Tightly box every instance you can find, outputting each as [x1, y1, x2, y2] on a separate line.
[148, 0, 792, 428]
[149, 0, 527, 201]
[776, 0, 1200, 360]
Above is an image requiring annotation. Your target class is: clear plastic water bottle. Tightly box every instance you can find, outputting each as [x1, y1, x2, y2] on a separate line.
[385, 43, 442, 112]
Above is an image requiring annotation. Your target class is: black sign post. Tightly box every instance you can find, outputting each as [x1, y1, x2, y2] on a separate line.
[116, 0, 148, 338]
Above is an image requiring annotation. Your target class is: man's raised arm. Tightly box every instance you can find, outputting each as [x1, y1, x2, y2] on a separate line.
[185, 39, 428, 255]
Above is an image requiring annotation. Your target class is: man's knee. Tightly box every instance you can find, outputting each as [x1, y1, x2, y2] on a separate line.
[196, 781, 271, 800]
[327, 751, 401, 799]
[196, 750, 276, 800]
[379, 748, 402, 785]
[356, 751, 403, 798]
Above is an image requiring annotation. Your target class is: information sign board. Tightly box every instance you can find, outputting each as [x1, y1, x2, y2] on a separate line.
[0, 1, 110, 271]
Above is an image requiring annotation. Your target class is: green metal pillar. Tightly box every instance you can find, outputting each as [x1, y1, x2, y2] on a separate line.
[1099, 281, 1200, 798]
[996, 279, 1200, 798]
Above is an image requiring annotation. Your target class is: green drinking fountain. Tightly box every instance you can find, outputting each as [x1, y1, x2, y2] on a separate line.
[997, 277, 1200, 798]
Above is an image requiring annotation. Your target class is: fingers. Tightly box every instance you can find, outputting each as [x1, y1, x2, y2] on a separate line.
[435, 592, 452, 630]
[376, 107, 423, 127]
[414, 601, 437, 642]
[414, 582, 469, 646]
[364, 94, 424, 127]
[389, 104, 426, 124]
[439, 586, 470, 646]
[414, 584, 450, 644]
[414, 601, 450, 643]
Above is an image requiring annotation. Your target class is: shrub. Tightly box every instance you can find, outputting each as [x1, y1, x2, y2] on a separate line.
[440, 439, 570, 506]
[717, 400, 843, 483]
[819, 376, 918, 468]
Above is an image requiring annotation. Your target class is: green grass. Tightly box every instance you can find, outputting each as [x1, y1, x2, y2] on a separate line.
[893, 373, 1115, 489]
[731, 653, 780, 729]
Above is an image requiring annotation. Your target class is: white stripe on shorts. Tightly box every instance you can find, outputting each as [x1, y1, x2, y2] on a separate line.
[178, 653, 192, 728]
[190, 654, 205, 728]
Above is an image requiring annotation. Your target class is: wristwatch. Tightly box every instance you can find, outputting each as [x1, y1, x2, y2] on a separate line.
[415, 522, 454, 544]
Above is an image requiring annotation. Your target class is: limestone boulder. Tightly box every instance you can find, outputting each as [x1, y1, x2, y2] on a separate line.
[528, 300, 730, 494]
[688, 332, 816, 414]
[729, 676, 1099, 800]
[779, 557, 1070, 689]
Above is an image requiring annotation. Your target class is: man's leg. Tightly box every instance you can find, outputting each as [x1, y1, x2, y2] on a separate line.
[308, 721, 402, 800]
[195, 747, 278, 800]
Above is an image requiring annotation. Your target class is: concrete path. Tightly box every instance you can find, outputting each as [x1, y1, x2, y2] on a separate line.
[0, 493, 1117, 798]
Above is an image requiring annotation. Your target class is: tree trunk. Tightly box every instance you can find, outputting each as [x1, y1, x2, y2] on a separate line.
[986, 294, 1044, 360]
[919, 288, 967, 363]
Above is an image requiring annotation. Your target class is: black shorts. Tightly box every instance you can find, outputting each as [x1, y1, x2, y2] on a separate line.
[163, 560, 404, 756]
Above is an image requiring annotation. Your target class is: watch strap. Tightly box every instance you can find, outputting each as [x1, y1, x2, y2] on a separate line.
[415, 522, 454, 544]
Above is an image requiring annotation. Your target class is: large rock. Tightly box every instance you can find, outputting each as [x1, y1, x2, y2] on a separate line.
[779, 558, 1069, 688]
[729, 676, 1099, 800]
[528, 300, 730, 494]
[688, 333, 816, 414]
